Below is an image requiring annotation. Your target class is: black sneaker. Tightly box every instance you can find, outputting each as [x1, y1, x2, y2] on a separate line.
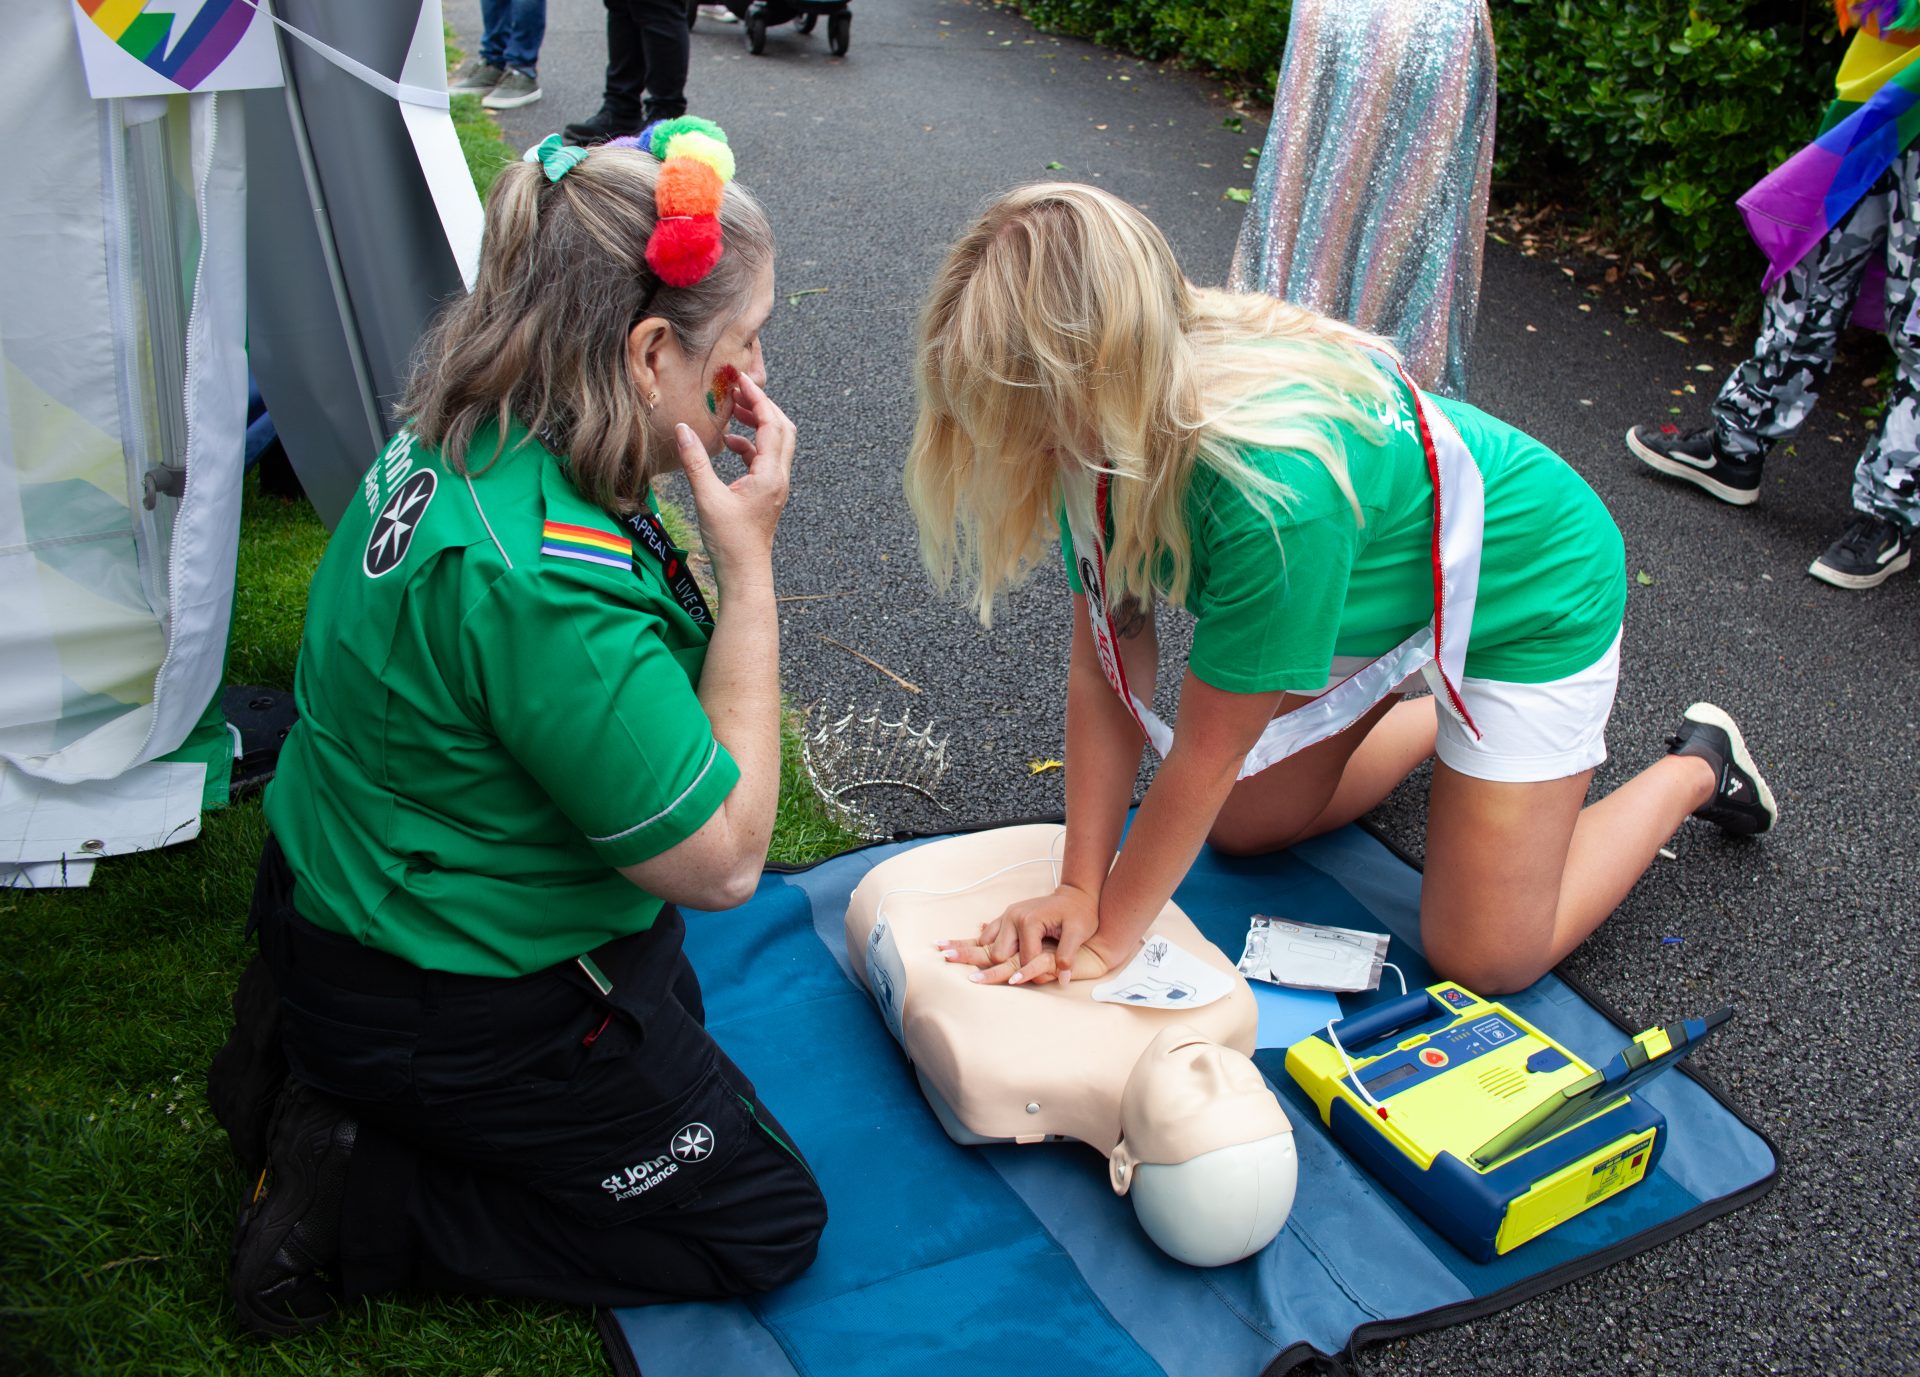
[1625, 424, 1764, 506]
[1667, 703, 1777, 836]
[229, 1080, 357, 1338]
[563, 107, 640, 146]
[1808, 511, 1913, 589]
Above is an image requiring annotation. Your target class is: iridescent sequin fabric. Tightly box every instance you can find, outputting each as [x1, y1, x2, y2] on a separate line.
[1229, 0, 1496, 400]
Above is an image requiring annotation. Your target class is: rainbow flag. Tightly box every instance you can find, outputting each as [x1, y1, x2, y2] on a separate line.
[1738, 61, 1920, 289]
[541, 521, 632, 571]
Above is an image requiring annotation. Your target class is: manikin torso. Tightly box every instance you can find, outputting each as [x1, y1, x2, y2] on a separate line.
[845, 824, 1298, 1266]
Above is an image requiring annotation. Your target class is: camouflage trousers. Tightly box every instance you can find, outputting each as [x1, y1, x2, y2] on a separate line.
[1712, 145, 1920, 529]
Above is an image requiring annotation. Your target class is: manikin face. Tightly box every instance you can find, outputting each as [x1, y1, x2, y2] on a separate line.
[629, 262, 775, 462]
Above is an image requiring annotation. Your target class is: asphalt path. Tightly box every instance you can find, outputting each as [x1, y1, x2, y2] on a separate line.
[457, 1, 1920, 1371]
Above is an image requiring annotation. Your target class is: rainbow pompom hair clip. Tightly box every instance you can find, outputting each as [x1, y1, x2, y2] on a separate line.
[621, 116, 737, 288]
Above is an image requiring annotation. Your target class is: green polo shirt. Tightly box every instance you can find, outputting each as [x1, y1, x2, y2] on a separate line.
[1063, 375, 1626, 689]
[264, 422, 739, 977]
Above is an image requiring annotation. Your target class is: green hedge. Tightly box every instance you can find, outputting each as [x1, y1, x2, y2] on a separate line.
[1012, 0, 1292, 82]
[1012, 0, 1850, 310]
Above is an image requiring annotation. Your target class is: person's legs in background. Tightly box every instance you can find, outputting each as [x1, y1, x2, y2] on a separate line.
[1817, 146, 1920, 588]
[1626, 170, 1894, 506]
[482, 0, 547, 110]
[450, 0, 515, 95]
[567, 0, 692, 144]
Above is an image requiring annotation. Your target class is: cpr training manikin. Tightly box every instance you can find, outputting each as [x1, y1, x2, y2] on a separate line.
[845, 824, 1297, 1266]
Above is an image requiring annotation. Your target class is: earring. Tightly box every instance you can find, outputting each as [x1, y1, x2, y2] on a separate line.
[644, 390, 660, 415]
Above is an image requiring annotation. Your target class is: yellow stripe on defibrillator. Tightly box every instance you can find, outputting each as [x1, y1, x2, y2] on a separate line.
[1494, 1125, 1658, 1254]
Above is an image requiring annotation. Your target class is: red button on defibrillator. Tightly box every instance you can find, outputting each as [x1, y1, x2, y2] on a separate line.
[1419, 1048, 1448, 1068]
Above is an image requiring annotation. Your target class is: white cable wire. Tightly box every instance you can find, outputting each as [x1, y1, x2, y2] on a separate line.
[1326, 1018, 1388, 1116]
[1328, 967, 1411, 1117]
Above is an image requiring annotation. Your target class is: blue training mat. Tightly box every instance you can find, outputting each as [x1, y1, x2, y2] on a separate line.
[603, 823, 1777, 1376]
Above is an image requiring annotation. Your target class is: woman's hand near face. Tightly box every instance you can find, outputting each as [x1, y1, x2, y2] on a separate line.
[671, 373, 793, 595]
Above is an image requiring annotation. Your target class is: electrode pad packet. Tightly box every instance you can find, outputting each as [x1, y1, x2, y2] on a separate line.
[1092, 934, 1236, 1010]
[1238, 915, 1391, 994]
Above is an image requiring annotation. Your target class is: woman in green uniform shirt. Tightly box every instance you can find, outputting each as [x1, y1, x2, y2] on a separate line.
[908, 184, 1779, 998]
[216, 129, 825, 1336]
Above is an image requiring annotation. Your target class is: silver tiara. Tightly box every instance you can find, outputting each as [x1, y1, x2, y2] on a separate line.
[801, 705, 952, 839]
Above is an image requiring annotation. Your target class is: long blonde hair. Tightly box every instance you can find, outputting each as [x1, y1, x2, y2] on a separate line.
[906, 182, 1398, 622]
[401, 148, 773, 514]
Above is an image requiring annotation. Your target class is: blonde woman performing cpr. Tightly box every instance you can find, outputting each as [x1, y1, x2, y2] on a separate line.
[906, 184, 1778, 996]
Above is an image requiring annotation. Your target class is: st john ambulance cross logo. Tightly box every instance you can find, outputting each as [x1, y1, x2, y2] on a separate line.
[671, 1122, 714, 1163]
[364, 468, 437, 578]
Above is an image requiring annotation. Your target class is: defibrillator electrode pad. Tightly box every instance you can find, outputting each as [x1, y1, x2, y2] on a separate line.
[1091, 935, 1236, 1010]
[1238, 915, 1390, 994]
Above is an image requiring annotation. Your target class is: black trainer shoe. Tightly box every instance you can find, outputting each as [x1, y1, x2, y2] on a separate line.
[229, 1080, 356, 1338]
[1624, 424, 1764, 506]
[1808, 511, 1913, 589]
[1667, 703, 1777, 836]
[563, 107, 639, 146]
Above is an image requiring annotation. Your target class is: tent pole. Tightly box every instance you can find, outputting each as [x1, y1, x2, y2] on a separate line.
[268, 3, 385, 455]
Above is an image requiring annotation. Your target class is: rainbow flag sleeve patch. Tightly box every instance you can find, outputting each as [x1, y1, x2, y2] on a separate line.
[541, 521, 633, 570]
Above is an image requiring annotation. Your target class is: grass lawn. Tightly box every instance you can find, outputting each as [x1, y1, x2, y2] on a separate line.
[1, 75, 858, 1377]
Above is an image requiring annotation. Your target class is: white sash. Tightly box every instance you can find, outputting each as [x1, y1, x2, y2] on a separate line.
[1067, 357, 1484, 782]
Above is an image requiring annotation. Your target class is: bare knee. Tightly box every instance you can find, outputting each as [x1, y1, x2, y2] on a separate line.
[1421, 924, 1552, 996]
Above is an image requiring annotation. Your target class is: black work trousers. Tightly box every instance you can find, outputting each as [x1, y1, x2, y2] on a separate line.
[600, 0, 690, 126]
[247, 838, 826, 1307]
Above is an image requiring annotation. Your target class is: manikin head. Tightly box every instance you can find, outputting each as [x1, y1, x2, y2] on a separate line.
[1108, 1024, 1298, 1267]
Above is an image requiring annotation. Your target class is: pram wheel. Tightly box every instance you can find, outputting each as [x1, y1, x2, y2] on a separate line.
[745, 12, 767, 52]
[796, 12, 816, 33]
[828, 10, 850, 55]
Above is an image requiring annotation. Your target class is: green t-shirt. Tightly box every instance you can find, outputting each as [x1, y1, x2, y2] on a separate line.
[1063, 377, 1626, 689]
[264, 422, 739, 977]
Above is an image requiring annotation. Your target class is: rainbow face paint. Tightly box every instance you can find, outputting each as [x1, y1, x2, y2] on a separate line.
[707, 364, 742, 415]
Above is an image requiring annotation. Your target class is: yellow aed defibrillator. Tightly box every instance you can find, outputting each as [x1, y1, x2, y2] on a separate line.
[1286, 982, 1731, 1262]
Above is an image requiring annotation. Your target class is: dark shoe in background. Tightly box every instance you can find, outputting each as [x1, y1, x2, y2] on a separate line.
[483, 67, 543, 111]
[1808, 511, 1913, 589]
[1625, 423, 1765, 506]
[448, 58, 505, 95]
[563, 107, 640, 145]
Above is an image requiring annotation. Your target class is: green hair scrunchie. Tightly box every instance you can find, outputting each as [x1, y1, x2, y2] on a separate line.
[523, 133, 589, 183]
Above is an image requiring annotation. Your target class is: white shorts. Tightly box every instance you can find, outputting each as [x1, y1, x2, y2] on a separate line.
[1433, 630, 1621, 783]
[1297, 630, 1621, 784]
